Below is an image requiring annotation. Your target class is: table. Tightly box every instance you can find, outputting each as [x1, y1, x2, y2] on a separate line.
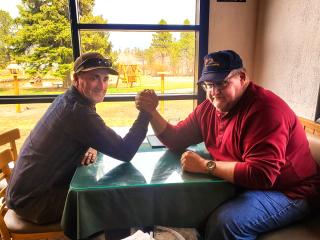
[61, 141, 236, 239]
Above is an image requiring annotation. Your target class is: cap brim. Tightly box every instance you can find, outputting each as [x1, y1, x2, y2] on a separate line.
[77, 66, 119, 75]
[197, 71, 229, 84]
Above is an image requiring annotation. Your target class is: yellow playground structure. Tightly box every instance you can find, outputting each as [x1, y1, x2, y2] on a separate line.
[116, 64, 142, 88]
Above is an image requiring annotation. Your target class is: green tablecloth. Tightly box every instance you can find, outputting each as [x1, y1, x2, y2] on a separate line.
[61, 142, 236, 239]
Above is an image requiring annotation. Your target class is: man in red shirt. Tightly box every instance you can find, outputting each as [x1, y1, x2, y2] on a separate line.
[135, 50, 320, 239]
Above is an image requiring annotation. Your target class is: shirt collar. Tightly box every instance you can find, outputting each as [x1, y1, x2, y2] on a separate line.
[69, 86, 96, 109]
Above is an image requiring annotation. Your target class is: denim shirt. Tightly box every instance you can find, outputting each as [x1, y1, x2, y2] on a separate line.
[6, 86, 150, 209]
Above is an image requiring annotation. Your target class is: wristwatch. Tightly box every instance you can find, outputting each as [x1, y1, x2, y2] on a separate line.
[206, 160, 216, 174]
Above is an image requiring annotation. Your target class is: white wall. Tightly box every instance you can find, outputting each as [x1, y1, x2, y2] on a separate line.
[254, 0, 320, 119]
[208, 0, 320, 120]
[208, 0, 258, 77]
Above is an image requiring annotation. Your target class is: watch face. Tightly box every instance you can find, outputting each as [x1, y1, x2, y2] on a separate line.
[206, 160, 215, 170]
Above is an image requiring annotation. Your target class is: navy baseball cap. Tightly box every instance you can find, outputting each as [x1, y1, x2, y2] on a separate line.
[198, 50, 243, 84]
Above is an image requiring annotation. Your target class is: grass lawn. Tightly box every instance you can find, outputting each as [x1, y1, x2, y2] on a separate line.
[0, 75, 194, 95]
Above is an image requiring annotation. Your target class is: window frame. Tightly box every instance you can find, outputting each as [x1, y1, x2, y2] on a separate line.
[316, 85, 320, 121]
[0, 0, 209, 105]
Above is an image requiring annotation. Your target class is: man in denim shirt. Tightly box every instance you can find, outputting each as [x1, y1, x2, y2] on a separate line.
[6, 52, 154, 224]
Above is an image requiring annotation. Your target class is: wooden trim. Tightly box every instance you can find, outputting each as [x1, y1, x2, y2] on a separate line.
[0, 128, 20, 162]
[299, 117, 320, 136]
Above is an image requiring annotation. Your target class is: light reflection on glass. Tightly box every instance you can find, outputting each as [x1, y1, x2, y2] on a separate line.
[164, 171, 183, 183]
[95, 155, 124, 181]
[130, 151, 165, 183]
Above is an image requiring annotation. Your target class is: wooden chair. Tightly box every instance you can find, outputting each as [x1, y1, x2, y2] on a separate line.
[0, 129, 20, 191]
[0, 128, 20, 163]
[299, 117, 320, 136]
[0, 149, 66, 240]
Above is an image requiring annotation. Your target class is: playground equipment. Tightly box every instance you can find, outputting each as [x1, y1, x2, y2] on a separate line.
[6, 62, 21, 113]
[116, 64, 142, 88]
[157, 71, 169, 114]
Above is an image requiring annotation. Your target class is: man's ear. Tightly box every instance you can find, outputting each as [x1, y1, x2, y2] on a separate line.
[239, 71, 246, 82]
[73, 73, 79, 87]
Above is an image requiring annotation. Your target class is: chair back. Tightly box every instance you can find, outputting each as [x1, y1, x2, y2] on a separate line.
[0, 149, 14, 239]
[299, 117, 320, 136]
[306, 133, 320, 166]
[0, 129, 20, 162]
[0, 149, 12, 184]
[299, 117, 320, 166]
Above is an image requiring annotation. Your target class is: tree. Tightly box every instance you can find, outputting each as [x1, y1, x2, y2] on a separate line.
[150, 19, 173, 72]
[178, 19, 195, 75]
[10, 0, 112, 84]
[147, 19, 195, 75]
[0, 10, 14, 68]
[80, 14, 114, 62]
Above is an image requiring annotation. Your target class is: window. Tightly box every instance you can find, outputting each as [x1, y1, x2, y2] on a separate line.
[70, 0, 209, 102]
[69, 0, 209, 123]
[316, 85, 320, 121]
[0, 0, 209, 147]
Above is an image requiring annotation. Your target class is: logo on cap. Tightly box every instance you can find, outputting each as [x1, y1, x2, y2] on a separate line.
[204, 58, 220, 67]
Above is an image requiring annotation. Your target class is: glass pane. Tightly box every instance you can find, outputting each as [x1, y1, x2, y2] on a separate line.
[96, 100, 195, 127]
[80, 30, 196, 94]
[0, 103, 51, 151]
[0, 100, 194, 153]
[79, 0, 196, 25]
[0, 0, 73, 96]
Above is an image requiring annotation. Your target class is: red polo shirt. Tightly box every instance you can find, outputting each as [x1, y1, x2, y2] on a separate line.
[158, 82, 320, 199]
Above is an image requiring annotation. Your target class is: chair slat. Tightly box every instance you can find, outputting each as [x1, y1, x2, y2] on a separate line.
[299, 117, 320, 136]
[0, 128, 20, 162]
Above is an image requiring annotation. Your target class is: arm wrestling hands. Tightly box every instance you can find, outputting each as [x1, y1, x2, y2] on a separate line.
[135, 89, 159, 113]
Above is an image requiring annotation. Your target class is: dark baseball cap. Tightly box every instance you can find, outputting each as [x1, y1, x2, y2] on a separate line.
[198, 50, 243, 84]
[74, 52, 118, 75]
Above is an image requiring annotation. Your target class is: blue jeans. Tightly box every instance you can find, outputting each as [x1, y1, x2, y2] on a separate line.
[205, 190, 310, 240]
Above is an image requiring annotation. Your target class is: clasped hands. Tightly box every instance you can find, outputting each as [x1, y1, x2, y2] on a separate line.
[135, 89, 159, 113]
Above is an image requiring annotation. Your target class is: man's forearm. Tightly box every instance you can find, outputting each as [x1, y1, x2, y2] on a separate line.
[150, 109, 168, 135]
[213, 161, 236, 183]
[181, 152, 236, 183]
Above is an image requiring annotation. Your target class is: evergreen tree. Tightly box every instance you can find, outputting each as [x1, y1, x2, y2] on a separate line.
[150, 19, 173, 72]
[178, 19, 195, 75]
[0, 10, 14, 68]
[11, 0, 112, 84]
